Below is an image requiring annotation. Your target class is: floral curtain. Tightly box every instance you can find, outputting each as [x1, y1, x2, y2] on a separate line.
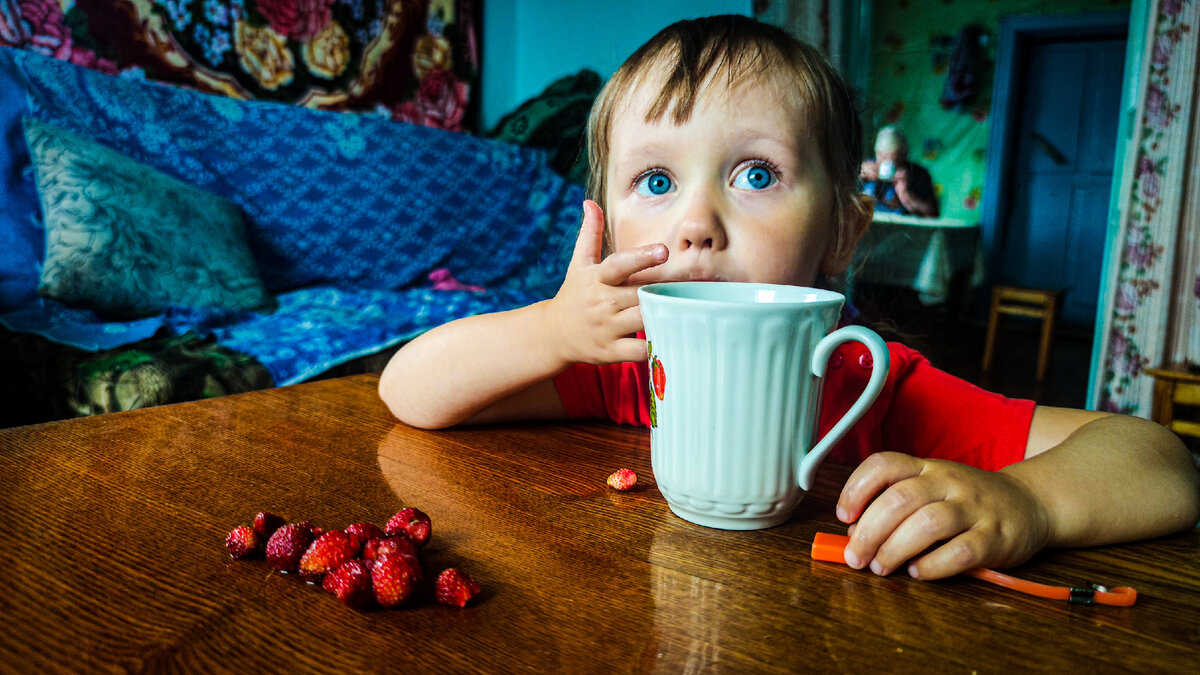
[0, 0, 479, 131]
[1093, 0, 1198, 415]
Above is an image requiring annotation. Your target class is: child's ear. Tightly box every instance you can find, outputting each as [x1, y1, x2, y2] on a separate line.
[820, 194, 874, 276]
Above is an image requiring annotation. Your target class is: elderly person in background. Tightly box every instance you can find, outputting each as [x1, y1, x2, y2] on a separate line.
[860, 125, 939, 218]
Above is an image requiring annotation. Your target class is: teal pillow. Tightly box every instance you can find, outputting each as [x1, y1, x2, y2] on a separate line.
[23, 117, 274, 318]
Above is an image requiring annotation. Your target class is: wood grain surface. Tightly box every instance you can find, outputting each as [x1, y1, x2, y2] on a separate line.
[1, 374, 1198, 673]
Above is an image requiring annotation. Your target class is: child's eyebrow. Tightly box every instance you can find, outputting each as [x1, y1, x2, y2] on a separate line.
[726, 126, 802, 149]
[611, 142, 676, 168]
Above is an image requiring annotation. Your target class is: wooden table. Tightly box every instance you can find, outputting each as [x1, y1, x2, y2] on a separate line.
[2, 374, 1198, 672]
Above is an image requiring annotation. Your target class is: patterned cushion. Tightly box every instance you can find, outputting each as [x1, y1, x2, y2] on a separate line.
[0, 47, 42, 312]
[24, 117, 275, 318]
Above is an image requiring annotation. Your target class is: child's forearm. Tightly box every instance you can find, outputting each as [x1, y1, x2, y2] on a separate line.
[379, 300, 569, 429]
[1002, 414, 1200, 548]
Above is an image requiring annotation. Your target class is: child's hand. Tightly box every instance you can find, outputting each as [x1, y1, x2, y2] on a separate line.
[835, 452, 1051, 580]
[547, 200, 667, 365]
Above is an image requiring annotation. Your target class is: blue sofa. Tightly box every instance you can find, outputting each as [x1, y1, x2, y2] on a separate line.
[0, 46, 585, 422]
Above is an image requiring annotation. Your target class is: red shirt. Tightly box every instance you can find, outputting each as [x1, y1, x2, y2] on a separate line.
[553, 340, 1035, 471]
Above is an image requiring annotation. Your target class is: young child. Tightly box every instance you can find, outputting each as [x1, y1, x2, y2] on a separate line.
[381, 15, 1199, 581]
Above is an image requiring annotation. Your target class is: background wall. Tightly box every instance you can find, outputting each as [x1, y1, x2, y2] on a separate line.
[865, 0, 1132, 223]
[481, 0, 752, 131]
[479, 0, 1139, 221]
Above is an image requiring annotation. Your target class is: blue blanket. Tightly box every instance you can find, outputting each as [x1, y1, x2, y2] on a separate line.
[0, 47, 584, 385]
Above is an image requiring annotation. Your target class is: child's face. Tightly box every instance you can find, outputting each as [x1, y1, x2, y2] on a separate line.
[605, 73, 838, 286]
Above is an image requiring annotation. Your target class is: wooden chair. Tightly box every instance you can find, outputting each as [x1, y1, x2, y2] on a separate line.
[1144, 363, 1200, 439]
[981, 285, 1062, 382]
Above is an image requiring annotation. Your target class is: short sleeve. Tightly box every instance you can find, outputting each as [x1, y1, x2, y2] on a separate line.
[820, 342, 1034, 471]
[880, 347, 1034, 471]
[554, 361, 650, 427]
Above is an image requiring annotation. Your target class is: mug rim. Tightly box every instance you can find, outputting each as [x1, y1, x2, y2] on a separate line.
[638, 281, 844, 307]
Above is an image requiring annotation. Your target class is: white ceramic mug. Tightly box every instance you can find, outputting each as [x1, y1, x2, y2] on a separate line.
[638, 282, 889, 530]
[878, 159, 896, 181]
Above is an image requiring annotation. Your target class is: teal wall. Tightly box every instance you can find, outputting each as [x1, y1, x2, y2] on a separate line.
[865, 0, 1132, 223]
[481, 1, 751, 131]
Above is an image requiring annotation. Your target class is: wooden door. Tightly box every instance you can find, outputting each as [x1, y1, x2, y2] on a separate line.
[1000, 36, 1125, 327]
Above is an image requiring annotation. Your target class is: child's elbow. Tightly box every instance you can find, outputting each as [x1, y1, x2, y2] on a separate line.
[1152, 422, 1200, 527]
[377, 371, 454, 430]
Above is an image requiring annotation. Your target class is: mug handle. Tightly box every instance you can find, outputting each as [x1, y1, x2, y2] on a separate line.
[796, 325, 890, 491]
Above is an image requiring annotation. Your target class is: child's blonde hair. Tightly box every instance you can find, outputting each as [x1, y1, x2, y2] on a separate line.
[585, 15, 868, 263]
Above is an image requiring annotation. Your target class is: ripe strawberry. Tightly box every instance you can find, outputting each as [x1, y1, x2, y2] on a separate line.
[323, 560, 374, 609]
[651, 357, 666, 400]
[372, 554, 422, 608]
[363, 536, 419, 564]
[225, 525, 259, 559]
[345, 522, 385, 553]
[252, 511, 286, 540]
[435, 568, 482, 608]
[607, 468, 637, 491]
[265, 522, 315, 573]
[299, 530, 358, 583]
[385, 508, 432, 548]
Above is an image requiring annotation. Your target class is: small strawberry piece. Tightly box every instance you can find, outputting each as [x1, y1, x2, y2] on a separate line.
[252, 511, 286, 540]
[345, 522, 385, 553]
[299, 530, 359, 583]
[323, 560, 374, 609]
[265, 522, 315, 573]
[607, 468, 637, 491]
[384, 507, 432, 548]
[364, 536, 419, 564]
[372, 555, 422, 608]
[225, 525, 258, 559]
[435, 568, 482, 608]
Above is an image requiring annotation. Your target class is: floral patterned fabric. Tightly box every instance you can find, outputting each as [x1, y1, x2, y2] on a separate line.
[0, 0, 479, 131]
[1094, 0, 1198, 415]
[0, 45, 585, 388]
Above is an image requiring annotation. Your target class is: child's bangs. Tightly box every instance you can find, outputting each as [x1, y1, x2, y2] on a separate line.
[639, 37, 819, 132]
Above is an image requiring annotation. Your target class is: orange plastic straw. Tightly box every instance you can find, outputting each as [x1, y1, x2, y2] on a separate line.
[811, 532, 1136, 607]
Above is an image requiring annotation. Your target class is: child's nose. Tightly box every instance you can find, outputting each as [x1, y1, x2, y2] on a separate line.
[676, 190, 727, 252]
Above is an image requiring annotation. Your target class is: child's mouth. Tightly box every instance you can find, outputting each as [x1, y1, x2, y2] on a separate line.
[683, 270, 729, 282]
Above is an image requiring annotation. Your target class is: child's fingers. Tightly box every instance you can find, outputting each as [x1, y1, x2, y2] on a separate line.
[613, 303, 644, 336]
[613, 334, 649, 363]
[866, 501, 970, 577]
[844, 478, 946, 571]
[836, 452, 924, 523]
[837, 453, 942, 570]
[599, 244, 668, 286]
[907, 530, 992, 581]
[570, 199, 607, 267]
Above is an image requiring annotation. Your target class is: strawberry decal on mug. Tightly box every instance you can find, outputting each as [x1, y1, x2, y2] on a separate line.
[648, 342, 665, 428]
[652, 357, 666, 401]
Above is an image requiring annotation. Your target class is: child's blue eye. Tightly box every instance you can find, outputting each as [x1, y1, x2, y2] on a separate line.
[733, 165, 776, 190]
[636, 172, 674, 196]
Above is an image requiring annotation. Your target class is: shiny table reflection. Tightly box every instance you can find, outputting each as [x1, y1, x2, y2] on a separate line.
[1, 373, 1197, 672]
